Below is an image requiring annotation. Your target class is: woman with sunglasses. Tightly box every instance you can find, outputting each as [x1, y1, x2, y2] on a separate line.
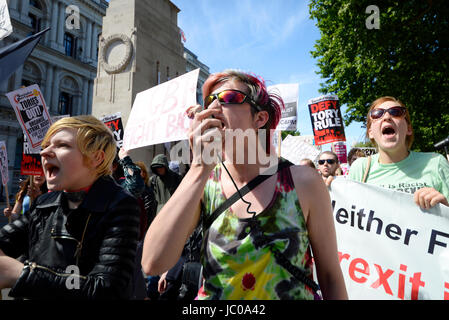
[349, 96, 449, 209]
[142, 69, 347, 300]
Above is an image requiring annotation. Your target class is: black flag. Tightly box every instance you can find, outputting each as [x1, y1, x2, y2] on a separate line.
[0, 28, 49, 83]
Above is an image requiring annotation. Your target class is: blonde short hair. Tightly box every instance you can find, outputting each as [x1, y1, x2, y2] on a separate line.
[41, 115, 116, 177]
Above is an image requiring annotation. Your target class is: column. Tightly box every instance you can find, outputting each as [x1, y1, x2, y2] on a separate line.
[56, 2, 65, 49]
[7, 0, 19, 20]
[85, 21, 92, 61]
[50, 1, 59, 48]
[73, 94, 81, 116]
[51, 68, 60, 114]
[90, 23, 97, 62]
[87, 80, 93, 114]
[45, 65, 53, 111]
[82, 79, 89, 114]
[19, 0, 30, 23]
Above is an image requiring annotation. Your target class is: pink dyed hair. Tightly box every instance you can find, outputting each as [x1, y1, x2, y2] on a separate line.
[202, 69, 284, 149]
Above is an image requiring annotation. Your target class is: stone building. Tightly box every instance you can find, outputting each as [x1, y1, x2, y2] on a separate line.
[0, 0, 108, 198]
[92, 0, 209, 172]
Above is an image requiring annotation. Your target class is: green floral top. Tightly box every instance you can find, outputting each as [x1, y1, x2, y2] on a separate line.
[199, 163, 314, 300]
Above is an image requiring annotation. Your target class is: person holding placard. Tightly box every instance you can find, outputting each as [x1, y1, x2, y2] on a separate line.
[349, 96, 449, 209]
[3, 175, 47, 221]
[0, 115, 140, 299]
[142, 69, 347, 300]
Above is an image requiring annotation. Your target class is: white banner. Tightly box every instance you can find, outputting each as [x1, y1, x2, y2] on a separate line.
[0, 141, 8, 185]
[6, 84, 52, 149]
[329, 178, 449, 300]
[269, 83, 298, 131]
[0, 0, 12, 40]
[123, 69, 199, 150]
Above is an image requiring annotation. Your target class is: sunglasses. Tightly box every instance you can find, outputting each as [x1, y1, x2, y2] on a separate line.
[318, 159, 337, 165]
[370, 106, 406, 120]
[204, 89, 262, 111]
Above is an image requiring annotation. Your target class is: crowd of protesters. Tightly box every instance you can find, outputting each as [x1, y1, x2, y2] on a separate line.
[0, 69, 448, 300]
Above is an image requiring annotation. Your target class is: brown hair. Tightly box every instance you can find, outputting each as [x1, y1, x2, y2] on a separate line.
[366, 96, 414, 149]
[135, 161, 149, 185]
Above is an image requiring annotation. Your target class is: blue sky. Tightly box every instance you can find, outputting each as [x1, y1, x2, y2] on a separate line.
[171, 0, 367, 151]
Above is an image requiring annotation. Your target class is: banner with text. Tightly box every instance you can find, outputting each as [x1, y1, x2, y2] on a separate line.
[101, 112, 124, 149]
[0, 0, 13, 40]
[268, 83, 298, 131]
[6, 84, 52, 149]
[123, 69, 199, 150]
[308, 95, 346, 146]
[0, 141, 8, 185]
[329, 179, 449, 300]
[21, 114, 68, 176]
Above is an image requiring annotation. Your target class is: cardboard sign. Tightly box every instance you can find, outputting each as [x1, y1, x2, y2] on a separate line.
[123, 69, 199, 150]
[101, 112, 124, 149]
[330, 179, 449, 300]
[281, 134, 320, 165]
[333, 141, 348, 164]
[0, 141, 8, 185]
[6, 84, 52, 148]
[0, 0, 12, 40]
[308, 95, 346, 146]
[269, 83, 298, 131]
[20, 115, 68, 176]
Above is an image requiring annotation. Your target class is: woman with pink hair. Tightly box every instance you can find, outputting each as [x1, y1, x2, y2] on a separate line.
[142, 69, 347, 300]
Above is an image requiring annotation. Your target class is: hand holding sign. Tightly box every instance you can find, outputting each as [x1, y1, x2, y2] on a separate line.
[123, 69, 200, 150]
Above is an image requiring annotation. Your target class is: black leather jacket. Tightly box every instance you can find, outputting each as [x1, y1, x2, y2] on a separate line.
[0, 176, 140, 299]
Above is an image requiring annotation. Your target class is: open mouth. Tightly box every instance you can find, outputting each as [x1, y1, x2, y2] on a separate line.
[45, 163, 60, 179]
[382, 126, 396, 137]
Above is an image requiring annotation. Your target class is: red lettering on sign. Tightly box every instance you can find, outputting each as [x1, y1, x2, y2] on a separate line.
[349, 258, 370, 283]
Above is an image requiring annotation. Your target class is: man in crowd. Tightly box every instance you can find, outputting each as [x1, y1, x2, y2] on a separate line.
[318, 151, 340, 186]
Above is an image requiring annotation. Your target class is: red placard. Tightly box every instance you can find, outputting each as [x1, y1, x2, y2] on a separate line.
[308, 95, 346, 146]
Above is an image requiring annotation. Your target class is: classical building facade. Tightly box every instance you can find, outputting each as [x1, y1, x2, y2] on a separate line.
[0, 0, 107, 198]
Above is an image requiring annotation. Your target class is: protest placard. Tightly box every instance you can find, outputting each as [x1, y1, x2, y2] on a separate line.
[281, 134, 320, 165]
[20, 114, 67, 176]
[123, 69, 199, 150]
[6, 84, 52, 149]
[360, 147, 377, 157]
[333, 141, 348, 163]
[329, 178, 449, 300]
[0, 141, 8, 185]
[101, 112, 124, 148]
[307, 94, 346, 146]
[0, 0, 12, 40]
[269, 83, 298, 131]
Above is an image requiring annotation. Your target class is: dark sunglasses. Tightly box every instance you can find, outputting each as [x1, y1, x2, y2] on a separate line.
[318, 159, 337, 165]
[370, 106, 406, 120]
[204, 89, 262, 111]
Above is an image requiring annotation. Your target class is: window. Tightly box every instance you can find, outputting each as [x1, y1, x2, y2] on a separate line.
[30, 0, 42, 10]
[29, 14, 41, 33]
[58, 92, 73, 115]
[64, 33, 75, 57]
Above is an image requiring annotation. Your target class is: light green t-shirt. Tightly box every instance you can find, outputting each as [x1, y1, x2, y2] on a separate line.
[349, 151, 449, 199]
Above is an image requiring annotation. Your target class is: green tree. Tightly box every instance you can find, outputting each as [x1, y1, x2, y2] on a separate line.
[309, 0, 449, 151]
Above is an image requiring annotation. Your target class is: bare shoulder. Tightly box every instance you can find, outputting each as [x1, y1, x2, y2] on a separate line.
[289, 164, 322, 187]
